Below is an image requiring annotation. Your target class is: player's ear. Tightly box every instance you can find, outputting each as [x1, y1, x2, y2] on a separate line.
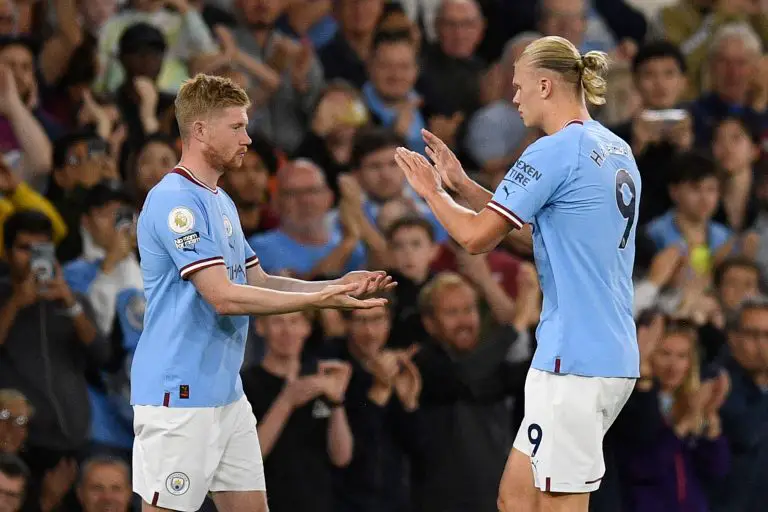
[192, 119, 207, 143]
[539, 78, 551, 99]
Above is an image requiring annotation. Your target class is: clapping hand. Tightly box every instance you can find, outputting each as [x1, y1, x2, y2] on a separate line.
[394, 147, 443, 199]
[393, 345, 421, 411]
[318, 360, 353, 404]
[422, 128, 467, 191]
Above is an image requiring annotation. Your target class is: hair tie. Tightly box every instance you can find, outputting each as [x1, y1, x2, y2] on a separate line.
[576, 58, 585, 73]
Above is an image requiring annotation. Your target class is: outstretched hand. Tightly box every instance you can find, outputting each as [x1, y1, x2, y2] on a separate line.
[340, 270, 397, 298]
[315, 282, 389, 310]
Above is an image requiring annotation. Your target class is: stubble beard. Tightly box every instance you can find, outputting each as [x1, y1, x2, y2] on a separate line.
[202, 146, 242, 175]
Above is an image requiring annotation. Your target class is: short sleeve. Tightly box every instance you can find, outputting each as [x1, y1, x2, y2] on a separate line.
[487, 140, 571, 228]
[145, 192, 224, 280]
[243, 236, 260, 270]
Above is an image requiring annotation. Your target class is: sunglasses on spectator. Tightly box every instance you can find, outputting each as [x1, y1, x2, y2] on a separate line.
[0, 409, 28, 427]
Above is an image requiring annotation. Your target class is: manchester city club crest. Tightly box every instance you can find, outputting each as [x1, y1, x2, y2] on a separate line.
[223, 215, 233, 237]
[166, 472, 190, 496]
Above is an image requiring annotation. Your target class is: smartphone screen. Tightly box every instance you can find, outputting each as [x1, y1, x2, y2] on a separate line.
[29, 243, 55, 285]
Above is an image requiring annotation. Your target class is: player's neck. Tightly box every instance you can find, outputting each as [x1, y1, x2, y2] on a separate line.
[542, 104, 591, 135]
[177, 156, 221, 191]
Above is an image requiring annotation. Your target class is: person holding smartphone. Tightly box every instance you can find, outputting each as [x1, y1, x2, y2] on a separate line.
[611, 41, 692, 227]
[0, 209, 108, 512]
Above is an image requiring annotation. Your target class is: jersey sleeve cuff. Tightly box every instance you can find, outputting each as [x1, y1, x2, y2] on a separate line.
[487, 200, 525, 229]
[245, 255, 260, 269]
[180, 256, 225, 280]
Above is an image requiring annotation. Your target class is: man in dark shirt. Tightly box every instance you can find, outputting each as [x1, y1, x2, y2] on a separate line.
[241, 311, 354, 512]
[318, 0, 385, 88]
[0, 210, 108, 509]
[611, 41, 691, 226]
[326, 304, 422, 512]
[418, 0, 485, 120]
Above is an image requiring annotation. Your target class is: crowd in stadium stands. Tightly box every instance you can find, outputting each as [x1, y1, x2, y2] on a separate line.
[0, 0, 767, 510]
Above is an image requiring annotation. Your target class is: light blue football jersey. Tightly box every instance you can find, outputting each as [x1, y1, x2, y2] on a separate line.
[488, 120, 640, 378]
[131, 166, 260, 407]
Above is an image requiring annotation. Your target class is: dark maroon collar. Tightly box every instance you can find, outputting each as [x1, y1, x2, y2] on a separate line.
[563, 119, 585, 128]
[171, 165, 218, 194]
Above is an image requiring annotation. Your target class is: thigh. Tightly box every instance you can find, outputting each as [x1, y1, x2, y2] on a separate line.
[210, 396, 266, 493]
[498, 447, 539, 512]
[132, 405, 217, 511]
[517, 370, 605, 494]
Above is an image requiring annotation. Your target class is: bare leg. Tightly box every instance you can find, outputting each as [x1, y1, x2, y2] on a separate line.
[498, 447, 539, 512]
[212, 490, 269, 512]
[538, 491, 590, 512]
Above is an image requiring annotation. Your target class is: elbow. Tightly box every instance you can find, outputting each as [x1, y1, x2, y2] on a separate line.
[211, 297, 237, 316]
[462, 236, 491, 255]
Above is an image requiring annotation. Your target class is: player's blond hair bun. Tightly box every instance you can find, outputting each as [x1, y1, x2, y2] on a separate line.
[521, 36, 610, 106]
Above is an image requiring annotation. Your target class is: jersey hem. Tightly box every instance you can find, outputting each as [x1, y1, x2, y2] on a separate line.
[245, 255, 260, 268]
[487, 200, 524, 228]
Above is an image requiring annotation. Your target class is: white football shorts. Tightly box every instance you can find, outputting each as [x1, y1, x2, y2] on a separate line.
[132, 394, 266, 510]
[513, 368, 635, 493]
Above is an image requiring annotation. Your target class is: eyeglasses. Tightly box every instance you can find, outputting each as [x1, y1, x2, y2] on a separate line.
[0, 409, 28, 427]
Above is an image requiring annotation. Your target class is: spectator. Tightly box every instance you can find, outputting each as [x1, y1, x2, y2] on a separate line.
[76, 456, 132, 512]
[0, 453, 28, 512]
[464, 32, 539, 178]
[689, 22, 768, 148]
[0, 390, 32, 456]
[348, 126, 448, 242]
[714, 256, 762, 322]
[328, 305, 422, 512]
[234, 0, 325, 152]
[645, 151, 732, 272]
[111, 23, 179, 175]
[62, 182, 141, 462]
[277, 0, 338, 49]
[220, 137, 280, 238]
[318, 0, 385, 88]
[48, 133, 119, 263]
[419, 0, 485, 130]
[294, 81, 370, 194]
[0, 158, 67, 258]
[410, 271, 536, 512]
[711, 296, 768, 512]
[384, 216, 440, 344]
[613, 41, 692, 225]
[248, 159, 366, 278]
[125, 133, 177, 206]
[0, 39, 55, 192]
[617, 320, 731, 512]
[711, 115, 762, 232]
[655, 0, 768, 97]
[0, 210, 107, 512]
[95, 0, 217, 94]
[241, 311, 354, 512]
[363, 31, 426, 153]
